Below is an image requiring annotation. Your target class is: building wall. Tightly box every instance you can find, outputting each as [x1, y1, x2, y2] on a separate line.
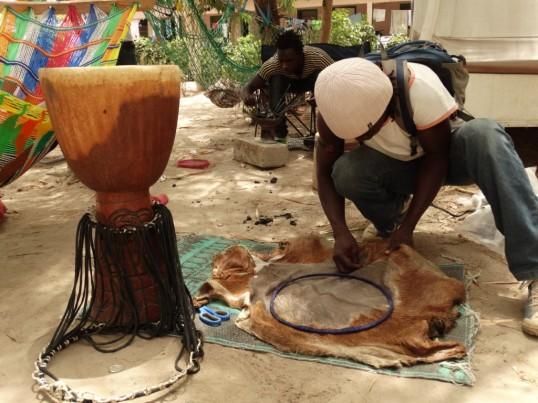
[371, 1, 408, 34]
[202, 0, 411, 36]
[292, 0, 410, 35]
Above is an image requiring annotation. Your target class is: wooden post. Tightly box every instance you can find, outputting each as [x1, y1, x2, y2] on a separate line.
[320, 0, 333, 43]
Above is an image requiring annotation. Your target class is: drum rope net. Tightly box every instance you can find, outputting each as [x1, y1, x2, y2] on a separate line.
[32, 204, 203, 402]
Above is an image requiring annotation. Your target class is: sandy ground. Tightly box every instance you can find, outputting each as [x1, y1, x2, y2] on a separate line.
[0, 92, 536, 403]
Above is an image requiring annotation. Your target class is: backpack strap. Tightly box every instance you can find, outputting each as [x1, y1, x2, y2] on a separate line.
[381, 58, 419, 156]
[396, 59, 419, 156]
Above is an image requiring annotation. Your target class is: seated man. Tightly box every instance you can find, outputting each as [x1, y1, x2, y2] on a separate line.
[240, 30, 335, 142]
[314, 58, 538, 337]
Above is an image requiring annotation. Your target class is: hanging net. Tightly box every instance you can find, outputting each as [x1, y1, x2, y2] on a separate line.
[145, 0, 260, 90]
[0, 2, 137, 187]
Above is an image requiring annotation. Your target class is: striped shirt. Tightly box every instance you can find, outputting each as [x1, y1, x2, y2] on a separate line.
[258, 46, 334, 80]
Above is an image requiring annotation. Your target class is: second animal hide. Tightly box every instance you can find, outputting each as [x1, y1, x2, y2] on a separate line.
[194, 236, 334, 309]
[195, 237, 467, 368]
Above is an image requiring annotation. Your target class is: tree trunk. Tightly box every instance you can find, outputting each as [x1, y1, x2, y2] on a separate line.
[229, 13, 242, 43]
[320, 0, 333, 43]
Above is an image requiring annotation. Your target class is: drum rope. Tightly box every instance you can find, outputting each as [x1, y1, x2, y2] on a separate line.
[32, 204, 203, 402]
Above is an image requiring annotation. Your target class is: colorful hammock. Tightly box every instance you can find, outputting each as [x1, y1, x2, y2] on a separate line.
[0, 1, 140, 187]
[0, 91, 52, 185]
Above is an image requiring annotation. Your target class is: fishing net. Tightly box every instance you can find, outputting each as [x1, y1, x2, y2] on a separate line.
[145, 0, 259, 90]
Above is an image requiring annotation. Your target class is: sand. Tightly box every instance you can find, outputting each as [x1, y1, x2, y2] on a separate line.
[0, 92, 536, 402]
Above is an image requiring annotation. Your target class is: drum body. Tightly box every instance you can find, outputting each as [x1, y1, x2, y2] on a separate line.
[40, 66, 181, 323]
[40, 65, 179, 225]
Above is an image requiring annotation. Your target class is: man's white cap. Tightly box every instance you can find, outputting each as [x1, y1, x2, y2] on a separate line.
[315, 58, 393, 140]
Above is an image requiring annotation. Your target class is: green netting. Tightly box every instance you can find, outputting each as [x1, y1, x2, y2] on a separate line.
[145, 0, 259, 89]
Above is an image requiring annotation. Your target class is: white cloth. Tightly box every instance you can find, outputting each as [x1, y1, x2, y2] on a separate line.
[363, 63, 458, 161]
[315, 58, 393, 140]
[412, 0, 538, 63]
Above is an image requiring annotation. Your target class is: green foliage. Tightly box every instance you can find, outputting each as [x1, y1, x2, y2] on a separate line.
[222, 34, 261, 83]
[135, 37, 168, 65]
[239, 12, 252, 25]
[134, 37, 192, 81]
[301, 11, 377, 49]
[135, 33, 260, 87]
[386, 33, 410, 48]
[302, 21, 321, 44]
[279, 0, 296, 15]
[224, 34, 261, 69]
[329, 10, 377, 49]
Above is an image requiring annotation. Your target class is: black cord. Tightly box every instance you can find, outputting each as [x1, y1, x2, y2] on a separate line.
[430, 202, 471, 218]
[43, 205, 203, 380]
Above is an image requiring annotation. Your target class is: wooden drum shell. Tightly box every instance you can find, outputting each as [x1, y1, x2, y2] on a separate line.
[39, 65, 180, 225]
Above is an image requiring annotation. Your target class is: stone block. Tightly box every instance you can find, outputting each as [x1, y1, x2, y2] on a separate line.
[233, 137, 288, 169]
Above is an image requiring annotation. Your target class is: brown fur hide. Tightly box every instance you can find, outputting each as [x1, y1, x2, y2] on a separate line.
[194, 235, 335, 308]
[195, 236, 467, 368]
[194, 245, 257, 308]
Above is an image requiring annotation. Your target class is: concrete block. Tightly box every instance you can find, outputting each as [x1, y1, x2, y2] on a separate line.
[233, 137, 288, 169]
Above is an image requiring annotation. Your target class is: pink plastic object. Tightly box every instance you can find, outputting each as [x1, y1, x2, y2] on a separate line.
[0, 200, 6, 221]
[151, 194, 169, 206]
[176, 159, 210, 169]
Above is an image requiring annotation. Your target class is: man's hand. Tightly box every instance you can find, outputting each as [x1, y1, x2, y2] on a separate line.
[333, 232, 364, 273]
[240, 87, 256, 106]
[386, 224, 414, 253]
[240, 75, 266, 107]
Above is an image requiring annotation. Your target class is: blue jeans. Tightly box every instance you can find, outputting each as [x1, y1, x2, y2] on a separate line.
[332, 118, 538, 281]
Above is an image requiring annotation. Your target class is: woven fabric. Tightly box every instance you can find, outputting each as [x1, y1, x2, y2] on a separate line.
[178, 234, 479, 385]
[0, 4, 136, 105]
[0, 91, 52, 186]
[0, 3, 137, 186]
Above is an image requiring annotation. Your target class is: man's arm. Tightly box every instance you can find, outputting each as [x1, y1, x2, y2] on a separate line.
[388, 118, 452, 250]
[240, 74, 266, 105]
[316, 114, 363, 272]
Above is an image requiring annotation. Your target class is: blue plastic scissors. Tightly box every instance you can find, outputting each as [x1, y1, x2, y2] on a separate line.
[198, 306, 231, 327]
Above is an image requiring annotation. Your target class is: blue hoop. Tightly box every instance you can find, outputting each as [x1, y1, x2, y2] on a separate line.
[269, 273, 394, 334]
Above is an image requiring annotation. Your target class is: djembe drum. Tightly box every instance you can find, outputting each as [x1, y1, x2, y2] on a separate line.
[33, 66, 202, 402]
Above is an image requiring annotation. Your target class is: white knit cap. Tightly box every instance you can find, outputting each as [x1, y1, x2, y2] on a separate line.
[315, 58, 393, 140]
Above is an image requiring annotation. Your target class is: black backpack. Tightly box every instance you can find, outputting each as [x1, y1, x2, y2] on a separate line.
[365, 40, 472, 155]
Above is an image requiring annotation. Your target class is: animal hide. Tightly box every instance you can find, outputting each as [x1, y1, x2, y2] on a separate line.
[194, 235, 334, 308]
[195, 236, 467, 368]
[194, 245, 257, 309]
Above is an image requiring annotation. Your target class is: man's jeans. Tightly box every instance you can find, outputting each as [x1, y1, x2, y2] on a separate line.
[331, 118, 538, 280]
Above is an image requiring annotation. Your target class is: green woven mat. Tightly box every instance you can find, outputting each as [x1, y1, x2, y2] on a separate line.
[178, 235, 478, 385]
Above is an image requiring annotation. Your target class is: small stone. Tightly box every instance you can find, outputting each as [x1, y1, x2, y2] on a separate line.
[270, 177, 278, 184]
[109, 364, 124, 373]
[255, 216, 273, 225]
